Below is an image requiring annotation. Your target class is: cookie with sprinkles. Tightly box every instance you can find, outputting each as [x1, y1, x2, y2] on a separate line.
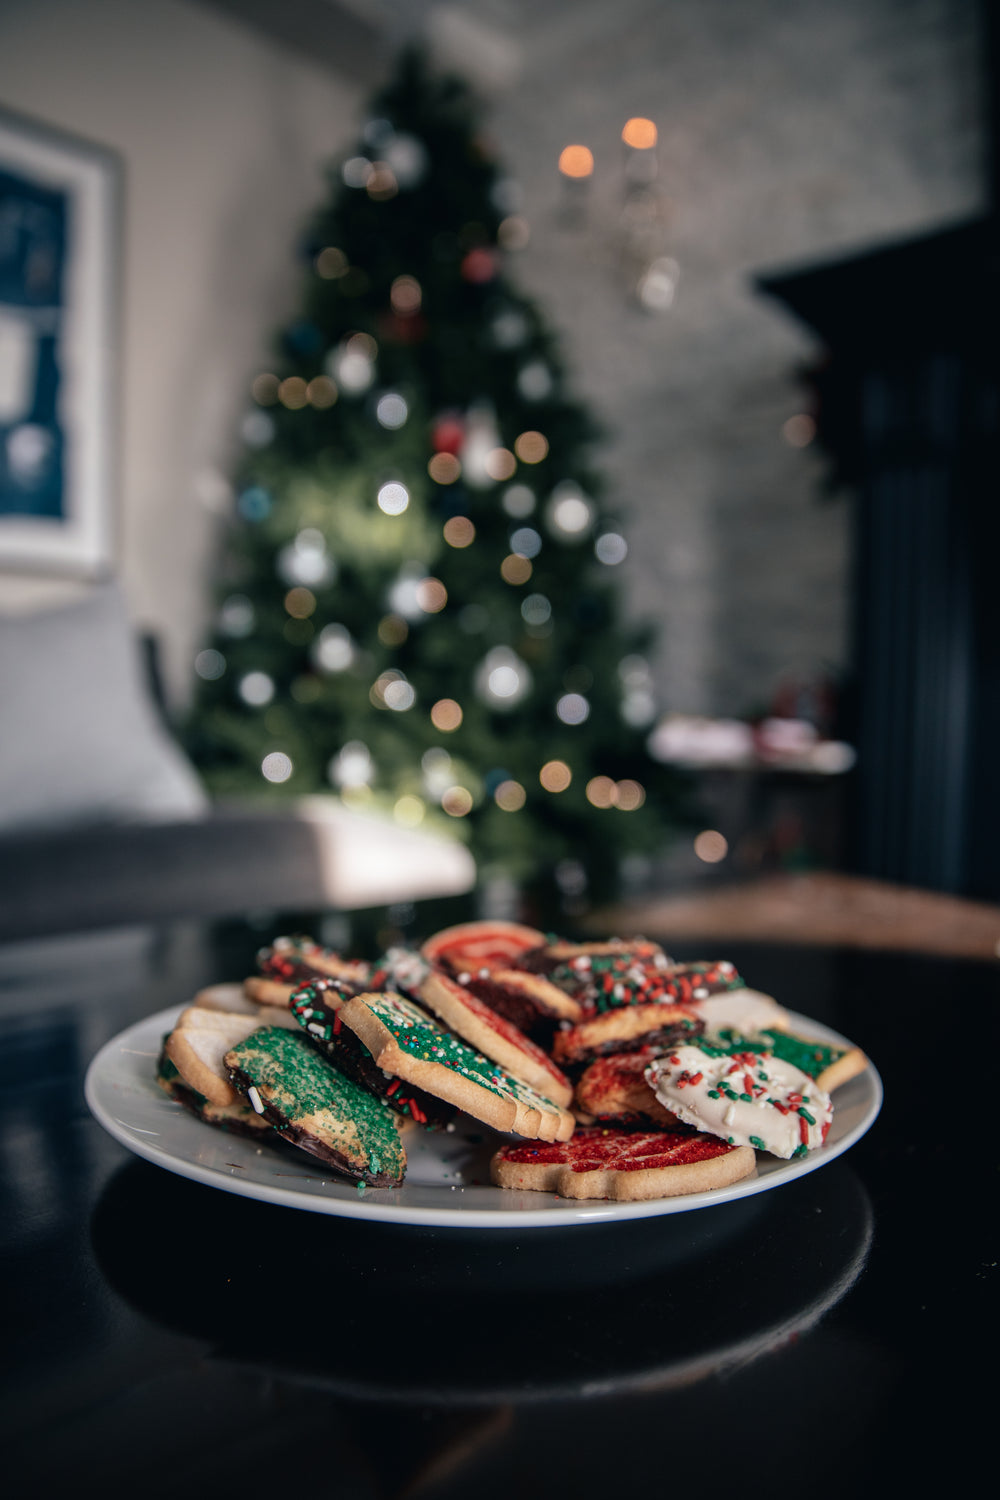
[417, 971, 574, 1108]
[455, 967, 582, 1034]
[683, 988, 790, 1035]
[336, 991, 576, 1141]
[645, 1044, 833, 1159]
[244, 934, 371, 1007]
[491, 1126, 756, 1201]
[420, 919, 547, 974]
[291, 976, 454, 1128]
[517, 938, 668, 982]
[573, 1050, 685, 1129]
[155, 1038, 274, 1139]
[552, 1003, 703, 1069]
[225, 1026, 407, 1185]
[703, 1025, 866, 1094]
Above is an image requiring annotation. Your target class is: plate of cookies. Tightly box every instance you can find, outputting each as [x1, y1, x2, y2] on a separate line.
[85, 921, 882, 1227]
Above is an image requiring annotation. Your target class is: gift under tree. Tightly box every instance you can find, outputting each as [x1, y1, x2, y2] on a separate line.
[185, 48, 679, 907]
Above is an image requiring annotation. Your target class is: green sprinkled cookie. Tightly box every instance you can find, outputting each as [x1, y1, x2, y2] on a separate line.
[337, 992, 576, 1142]
[224, 1026, 406, 1186]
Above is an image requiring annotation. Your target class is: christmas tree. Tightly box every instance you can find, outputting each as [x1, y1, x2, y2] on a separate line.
[185, 49, 679, 907]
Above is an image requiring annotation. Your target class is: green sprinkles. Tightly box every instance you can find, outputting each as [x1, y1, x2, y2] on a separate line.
[749, 1135, 766, 1150]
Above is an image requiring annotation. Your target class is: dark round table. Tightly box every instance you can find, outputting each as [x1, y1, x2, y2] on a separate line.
[0, 903, 991, 1494]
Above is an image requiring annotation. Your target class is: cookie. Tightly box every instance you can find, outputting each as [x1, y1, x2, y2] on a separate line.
[456, 967, 582, 1031]
[164, 1003, 297, 1106]
[290, 977, 454, 1128]
[518, 938, 668, 980]
[336, 991, 575, 1141]
[703, 1024, 866, 1094]
[491, 1126, 756, 1201]
[225, 1026, 406, 1185]
[684, 989, 790, 1034]
[417, 970, 574, 1108]
[420, 919, 546, 974]
[573, 1050, 684, 1129]
[246, 935, 371, 1006]
[645, 1045, 834, 1159]
[155, 1039, 275, 1138]
[551, 1003, 703, 1069]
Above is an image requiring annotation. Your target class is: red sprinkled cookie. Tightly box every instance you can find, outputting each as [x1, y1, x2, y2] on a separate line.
[491, 1126, 756, 1201]
[573, 1050, 683, 1129]
[551, 1003, 703, 1068]
[244, 935, 370, 1006]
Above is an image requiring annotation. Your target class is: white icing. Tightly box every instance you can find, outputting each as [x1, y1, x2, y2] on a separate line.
[645, 1045, 833, 1159]
[686, 988, 787, 1033]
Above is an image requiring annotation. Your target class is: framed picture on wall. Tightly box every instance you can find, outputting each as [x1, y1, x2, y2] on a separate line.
[0, 108, 119, 576]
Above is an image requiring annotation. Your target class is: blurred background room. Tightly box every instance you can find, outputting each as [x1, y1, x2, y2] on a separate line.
[0, 0, 997, 957]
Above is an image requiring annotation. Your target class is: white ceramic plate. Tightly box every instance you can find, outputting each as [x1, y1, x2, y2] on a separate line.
[85, 1004, 882, 1229]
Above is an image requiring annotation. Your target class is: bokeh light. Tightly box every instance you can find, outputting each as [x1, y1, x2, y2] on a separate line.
[313, 623, 354, 672]
[284, 586, 316, 619]
[694, 829, 729, 862]
[194, 648, 225, 681]
[428, 452, 461, 484]
[521, 593, 551, 625]
[443, 515, 475, 548]
[251, 372, 279, 405]
[239, 671, 274, 707]
[595, 532, 628, 565]
[307, 376, 338, 408]
[558, 145, 594, 178]
[556, 692, 590, 725]
[510, 526, 542, 558]
[377, 481, 410, 515]
[782, 414, 817, 447]
[442, 786, 473, 817]
[514, 430, 549, 464]
[540, 759, 572, 792]
[278, 376, 308, 410]
[502, 484, 535, 517]
[315, 246, 348, 279]
[430, 698, 463, 732]
[375, 392, 408, 429]
[390, 274, 422, 314]
[329, 740, 373, 788]
[415, 577, 448, 613]
[622, 117, 658, 149]
[377, 614, 409, 646]
[498, 216, 530, 250]
[261, 751, 293, 784]
[495, 780, 526, 811]
[485, 447, 517, 481]
[501, 553, 532, 585]
[393, 795, 426, 827]
[616, 779, 646, 811]
[586, 775, 617, 808]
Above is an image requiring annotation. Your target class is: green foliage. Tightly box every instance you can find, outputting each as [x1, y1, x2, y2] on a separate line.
[185, 48, 680, 902]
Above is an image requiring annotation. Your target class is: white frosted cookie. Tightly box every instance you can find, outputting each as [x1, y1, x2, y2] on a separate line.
[685, 989, 789, 1033]
[337, 991, 575, 1142]
[645, 1044, 833, 1159]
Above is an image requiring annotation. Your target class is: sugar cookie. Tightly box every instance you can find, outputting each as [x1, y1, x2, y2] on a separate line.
[491, 1126, 756, 1201]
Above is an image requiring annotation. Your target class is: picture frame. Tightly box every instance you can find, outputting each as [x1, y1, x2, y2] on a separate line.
[0, 108, 120, 576]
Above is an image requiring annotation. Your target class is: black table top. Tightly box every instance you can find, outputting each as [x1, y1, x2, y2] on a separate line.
[1, 908, 993, 1495]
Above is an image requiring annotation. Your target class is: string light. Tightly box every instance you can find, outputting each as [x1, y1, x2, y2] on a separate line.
[261, 752, 293, 784]
[377, 481, 409, 515]
[376, 392, 408, 429]
[251, 373, 279, 405]
[595, 532, 628, 565]
[694, 829, 729, 862]
[510, 527, 542, 558]
[540, 760, 572, 792]
[622, 118, 657, 149]
[284, 586, 316, 619]
[501, 553, 532, 585]
[556, 692, 590, 725]
[586, 776, 617, 808]
[219, 595, 254, 637]
[307, 376, 338, 408]
[428, 452, 461, 484]
[393, 794, 426, 827]
[442, 786, 473, 817]
[415, 577, 448, 613]
[315, 246, 348, 279]
[558, 145, 594, 178]
[278, 377, 308, 409]
[616, 780, 645, 811]
[495, 780, 526, 811]
[485, 447, 517, 481]
[476, 645, 531, 708]
[521, 593, 551, 625]
[194, 649, 225, 681]
[366, 162, 398, 200]
[430, 698, 463, 732]
[502, 484, 535, 518]
[239, 671, 274, 707]
[390, 275, 422, 313]
[498, 216, 530, 250]
[443, 516, 475, 548]
[329, 740, 373, 788]
[313, 623, 354, 672]
[514, 431, 548, 464]
[517, 364, 552, 402]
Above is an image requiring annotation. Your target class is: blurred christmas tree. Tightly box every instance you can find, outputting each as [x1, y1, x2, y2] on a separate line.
[185, 48, 680, 905]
